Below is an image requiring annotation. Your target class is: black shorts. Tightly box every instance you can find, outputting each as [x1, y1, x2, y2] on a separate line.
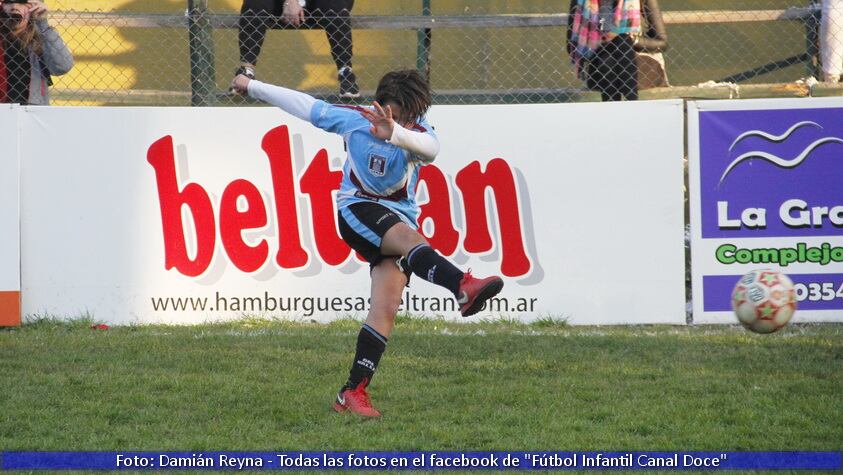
[337, 202, 413, 278]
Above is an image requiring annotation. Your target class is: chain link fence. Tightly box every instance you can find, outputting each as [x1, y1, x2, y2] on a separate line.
[3, 0, 843, 106]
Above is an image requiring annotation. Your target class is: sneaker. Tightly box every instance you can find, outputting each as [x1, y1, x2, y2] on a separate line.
[338, 66, 360, 98]
[229, 64, 256, 94]
[332, 377, 381, 417]
[456, 271, 504, 317]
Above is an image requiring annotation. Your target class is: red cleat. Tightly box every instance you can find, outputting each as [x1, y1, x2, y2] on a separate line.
[332, 378, 381, 418]
[457, 272, 504, 317]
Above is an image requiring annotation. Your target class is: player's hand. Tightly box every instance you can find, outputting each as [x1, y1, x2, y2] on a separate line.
[360, 101, 395, 141]
[229, 74, 251, 95]
[28, 0, 48, 19]
[282, 0, 305, 27]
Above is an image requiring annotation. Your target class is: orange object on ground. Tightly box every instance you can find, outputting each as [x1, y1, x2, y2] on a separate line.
[0, 291, 21, 326]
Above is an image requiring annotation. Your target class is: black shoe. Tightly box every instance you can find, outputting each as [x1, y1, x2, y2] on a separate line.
[338, 66, 360, 98]
[229, 65, 256, 94]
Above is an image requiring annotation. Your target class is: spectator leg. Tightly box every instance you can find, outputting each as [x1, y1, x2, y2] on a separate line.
[615, 34, 639, 101]
[821, 0, 843, 81]
[591, 40, 623, 102]
[238, 0, 281, 67]
[309, 0, 355, 70]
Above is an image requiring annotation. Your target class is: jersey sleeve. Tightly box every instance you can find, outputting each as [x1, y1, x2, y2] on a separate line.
[310, 100, 364, 135]
[390, 117, 439, 163]
[247, 80, 316, 122]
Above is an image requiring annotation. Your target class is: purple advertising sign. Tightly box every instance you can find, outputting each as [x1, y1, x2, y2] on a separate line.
[703, 273, 843, 312]
[699, 108, 843, 239]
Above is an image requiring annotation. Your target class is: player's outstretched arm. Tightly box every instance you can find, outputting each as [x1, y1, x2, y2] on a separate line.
[388, 122, 440, 163]
[230, 75, 316, 123]
[360, 102, 440, 163]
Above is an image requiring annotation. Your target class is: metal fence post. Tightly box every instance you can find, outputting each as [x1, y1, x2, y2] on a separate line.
[187, 0, 217, 106]
[416, 0, 432, 80]
[804, 3, 821, 79]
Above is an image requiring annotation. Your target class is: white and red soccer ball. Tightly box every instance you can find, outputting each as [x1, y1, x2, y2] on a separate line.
[731, 269, 797, 334]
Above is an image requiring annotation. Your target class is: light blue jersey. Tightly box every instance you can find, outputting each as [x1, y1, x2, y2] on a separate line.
[310, 100, 437, 228]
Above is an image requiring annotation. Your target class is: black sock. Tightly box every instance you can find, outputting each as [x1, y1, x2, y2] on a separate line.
[345, 324, 387, 390]
[406, 244, 464, 296]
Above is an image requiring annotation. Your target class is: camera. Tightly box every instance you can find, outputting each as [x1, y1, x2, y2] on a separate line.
[0, 0, 29, 26]
[0, 11, 25, 24]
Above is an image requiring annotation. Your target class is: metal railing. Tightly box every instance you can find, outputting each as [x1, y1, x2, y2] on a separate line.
[23, 1, 843, 106]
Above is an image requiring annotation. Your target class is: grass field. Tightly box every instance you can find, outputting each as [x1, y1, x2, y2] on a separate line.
[1, 317, 841, 463]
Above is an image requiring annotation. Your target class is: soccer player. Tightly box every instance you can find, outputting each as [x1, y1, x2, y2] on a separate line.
[230, 70, 504, 417]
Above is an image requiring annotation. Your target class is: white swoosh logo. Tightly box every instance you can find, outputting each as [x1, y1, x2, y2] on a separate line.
[719, 137, 843, 185]
[729, 121, 822, 151]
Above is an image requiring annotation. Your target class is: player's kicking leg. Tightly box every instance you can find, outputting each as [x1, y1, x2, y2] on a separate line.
[382, 222, 504, 317]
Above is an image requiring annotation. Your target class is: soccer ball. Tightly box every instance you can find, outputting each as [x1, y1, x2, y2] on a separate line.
[731, 269, 797, 334]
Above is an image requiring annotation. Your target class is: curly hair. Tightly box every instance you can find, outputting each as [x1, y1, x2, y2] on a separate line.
[374, 69, 432, 124]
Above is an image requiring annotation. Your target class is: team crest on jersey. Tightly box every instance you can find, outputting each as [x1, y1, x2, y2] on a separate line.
[368, 154, 387, 177]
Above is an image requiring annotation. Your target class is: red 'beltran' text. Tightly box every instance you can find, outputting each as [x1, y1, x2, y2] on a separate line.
[147, 125, 533, 278]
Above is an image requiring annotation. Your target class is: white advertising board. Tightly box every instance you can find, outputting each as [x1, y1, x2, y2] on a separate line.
[688, 98, 843, 323]
[0, 105, 20, 326]
[20, 101, 685, 324]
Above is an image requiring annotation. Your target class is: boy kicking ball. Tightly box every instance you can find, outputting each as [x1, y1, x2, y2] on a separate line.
[230, 70, 504, 417]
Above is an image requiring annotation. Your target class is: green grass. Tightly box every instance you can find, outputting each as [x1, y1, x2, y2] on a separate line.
[1, 318, 841, 457]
